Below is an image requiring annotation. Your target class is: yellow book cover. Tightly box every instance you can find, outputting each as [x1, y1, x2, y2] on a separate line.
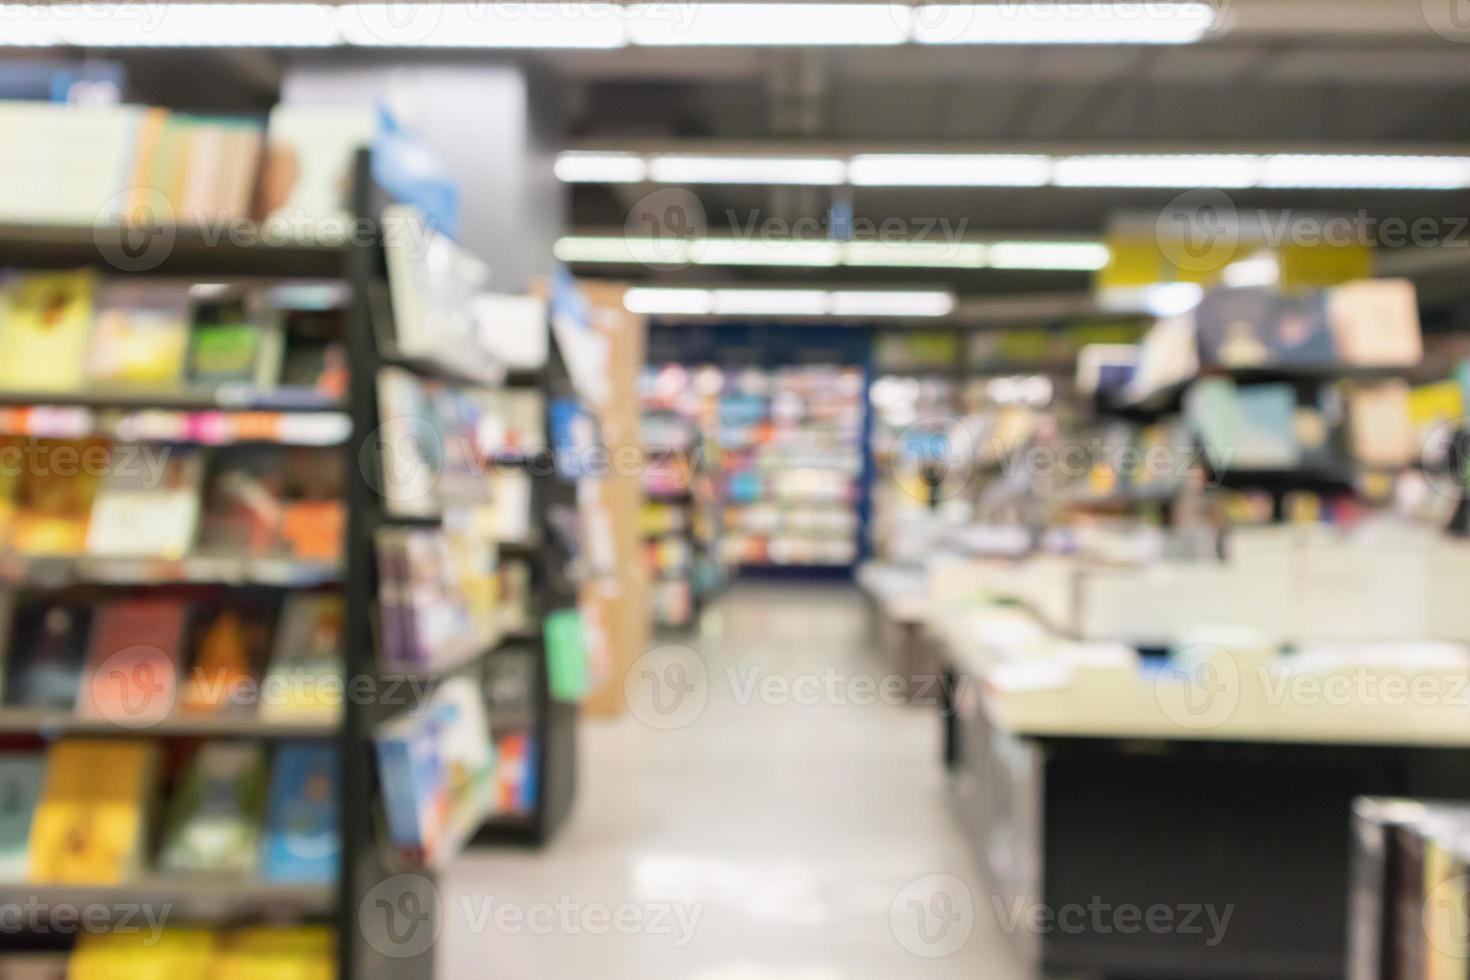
[69, 928, 217, 980]
[212, 926, 335, 980]
[28, 739, 157, 884]
[8, 439, 109, 557]
[0, 271, 96, 394]
[0, 436, 19, 550]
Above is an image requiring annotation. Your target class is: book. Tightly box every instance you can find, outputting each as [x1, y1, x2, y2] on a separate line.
[28, 739, 158, 883]
[0, 271, 96, 394]
[383, 205, 489, 369]
[2, 601, 91, 710]
[376, 367, 443, 518]
[85, 447, 205, 559]
[196, 448, 285, 557]
[76, 599, 189, 728]
[85, 283, 191, 388]
[258, 104, 378, 233]
[1328, 279, 1423, 367]
[1349, 382, 1414, 469]
[7, 439, 108, 556]
[0, 102, 143, 226]
[211, 926, 335, 980]
[0, 438, 18, 549]
[69, 928, 218, 980]
[186, 292, 283, 389]
[374, 708, 446, 861]
[157, 741, 268, 875]
[1193, 286, 1278, 368]
[259, 742, 339, 883]
[0, 753, 44, 880]
[180, 604, 273, 716]
[258, 595, 342, 723]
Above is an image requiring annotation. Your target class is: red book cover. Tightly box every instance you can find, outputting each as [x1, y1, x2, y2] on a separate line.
[77, 600, 188, 728]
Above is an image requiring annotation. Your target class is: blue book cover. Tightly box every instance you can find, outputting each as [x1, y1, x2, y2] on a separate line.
[260, 742, 339, 883]
[0, 753, 45, 880]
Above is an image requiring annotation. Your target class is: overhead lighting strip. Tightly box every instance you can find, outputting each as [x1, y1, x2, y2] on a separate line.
[0, 2, 1217, 48]
[554, 235, 1110, 270]
[557, 151, 1470, 190]
[623, 287, 956, 317]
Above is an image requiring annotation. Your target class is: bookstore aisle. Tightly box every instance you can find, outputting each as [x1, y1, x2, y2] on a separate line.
[440, 583, 1024, 980]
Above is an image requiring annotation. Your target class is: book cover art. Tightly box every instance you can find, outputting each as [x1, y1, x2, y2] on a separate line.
[259, 742, 339, 883]
[0, 271, 96, 393]
[544, 608, 589, 703]
[196, 448, 286, 557]
[85, 448, 204, 559]
[1193, 286, 1279, 368]
[76, 600, 188, 728]
[1328, 279, 1423, 367]
[28, 739, 158, 883]
[158, 741, 268, 875]
[374, 713, 445, 858]
[0, 753, 45, 880]
[180, 604, 273, 716]
[211, 925, 334, 980]
[3, 601, 91, 710]
[68, 928, 218, 980]
[85, 283, 191, 388]
[8, 439, 108, 556]
[186, 292, 283, 389]
[258, 595, 342, 723]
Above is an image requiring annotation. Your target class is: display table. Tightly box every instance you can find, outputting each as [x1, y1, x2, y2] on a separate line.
[926, 601, 1470, 980]
[856, 561, 939, 701]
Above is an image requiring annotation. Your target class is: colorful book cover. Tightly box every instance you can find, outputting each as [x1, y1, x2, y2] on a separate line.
[186, 293, 283, 389]
[8, 439, 108, 556]
[259, 742, 339, 883]
[85, 448, 204, 559]
[3, 601, 91, 710]
[28, 739, 157, 884]
[431, 677, 495, 848]
[544, 608, 589, 703]
[211, 926, 334, 980]
[196, 448, 285, 557]
[158, 741, 268, 875]
[0, 753, 45, 880]
[0, 271, 96, 394]
[373, 712, 445, 858]
[69, 928, 218, 980]
[85, 283, 191, 388]
[258, 595, 342, 723]
[76, 600, 188, 727]
[180, 604, 272, 716]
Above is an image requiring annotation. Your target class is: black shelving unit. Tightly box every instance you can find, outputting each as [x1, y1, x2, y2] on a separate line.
[0, 148, 578, 979]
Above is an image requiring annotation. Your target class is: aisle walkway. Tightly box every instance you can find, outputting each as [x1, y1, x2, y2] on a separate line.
[442, 583, 1026, 979]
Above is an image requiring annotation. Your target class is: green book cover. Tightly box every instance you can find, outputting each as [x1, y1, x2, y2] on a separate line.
[544, 609, 589, 703]
[158, 741, 268, 875]
[0, 754, 45, 881]
[188, 322, 263, 385]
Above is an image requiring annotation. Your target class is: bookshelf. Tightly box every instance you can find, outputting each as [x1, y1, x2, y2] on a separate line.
[0, 149, 577, 979]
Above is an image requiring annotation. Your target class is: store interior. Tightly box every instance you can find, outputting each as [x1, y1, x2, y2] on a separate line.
[0, 2, 1468, 978]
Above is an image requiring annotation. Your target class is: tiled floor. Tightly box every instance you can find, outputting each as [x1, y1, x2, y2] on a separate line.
[441, 582, 1028, 979]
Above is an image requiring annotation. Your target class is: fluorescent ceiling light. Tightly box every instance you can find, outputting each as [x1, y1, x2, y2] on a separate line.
[625, 3, 910, 46]
[556, 235, 1108, 270]
[829, 290, 955, 317]
[695, 240, 842, 266]
[553, 151, 647, 183]
[44, 3, 340, 46]
[848, 154, 1050, 187]
[841, 240, 988, 268]
[623, 287, 955, 317]
[647, 155, 847, 185]
[0, 7, 61, 45]
[713, 289, 829, 315]
[560, 150, 1470, 191]
[339, 3, 625, 48]
[553, 236, 695, 265]
[1260, 154, 1470, 190]
[911, 2, 1217, 45]
[624, 288, 715, 315]
[988, 241, 1111, 270]
[1052, 154, 1260, 188]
